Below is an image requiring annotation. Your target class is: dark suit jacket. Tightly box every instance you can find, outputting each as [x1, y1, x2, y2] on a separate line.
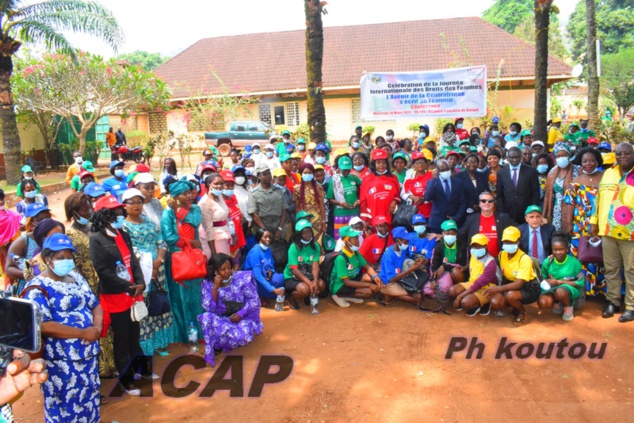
[458, 212, 517, 247]
[424, 176, 468, 231]
[496, 164, 540, 224]
[89, 230, 145, 295]
[518, 222, 556, 258]
[455, 171, 489, 212]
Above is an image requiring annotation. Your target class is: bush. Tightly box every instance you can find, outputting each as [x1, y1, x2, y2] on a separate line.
[127, 130, 148, 147]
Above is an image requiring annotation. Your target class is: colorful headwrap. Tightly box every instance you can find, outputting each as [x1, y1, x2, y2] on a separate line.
[553, 141, 572, 156]
[170, 180, 193, 197]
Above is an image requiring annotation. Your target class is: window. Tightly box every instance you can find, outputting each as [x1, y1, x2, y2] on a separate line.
[286, 102, 300, 127]
[274, 106, 285, 125]
[234, 123, 246, 131]
[248, 123, 259, 131]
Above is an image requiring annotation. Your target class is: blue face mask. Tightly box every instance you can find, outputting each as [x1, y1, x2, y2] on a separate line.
[253, 149, 261, 155]
[349, 244, 359, 252]
[111, 215, 125, 229]
[470, 248, 487, 259]
[259, 242, 269, 251]
[492, 131, 500, 137]
[351, 142, 360, 149]
[503, 243, 518, 254]
[302, 174, 314, 182]
[536, 164, 549, 174]
[49, 259, 75, 277]
[444, 235, 457, 245]
[266, 151, 274, 158]
[75, 214, 90, 226]
[210, 189, 223, 197]
[114, 169, 125, 178]
[25, 191, 37, 199]
[456, 123, 463, 129]
[414, 225, 426, 235]
[316, 156, 326, 164]
[222, 189, 234, 197]
[353, 164, 364, 171]
[556, 157, 570, 168]
[476, 167, 487, 173]
[509, 131, 517, 136]
[398, 241, 409, 252]
[300, 238, 313, 245]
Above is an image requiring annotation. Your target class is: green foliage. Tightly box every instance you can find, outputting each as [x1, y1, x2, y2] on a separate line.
[293, 123, 310, 140]
[117, 50, 169, 71]
[512, 16, 569, 61]
[362, 126, 375, 136]
[550, 96, 563, 117]
[435, 118, 454, 135]
[601, 48, 634, 118]
[126, 130, 148, 147]
[482, 0, 534, 34]
[567, 1, 634, 61]
[571, 99, 586, 117]
[407, 123, 421, 137]
[147, 131, 176, 171]
[600, 119, 634, 144]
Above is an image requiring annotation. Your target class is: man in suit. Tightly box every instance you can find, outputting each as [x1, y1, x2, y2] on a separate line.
[518, 205, 556, 261]
[424, 159, 467, 234]
[496, 146, 540, 224]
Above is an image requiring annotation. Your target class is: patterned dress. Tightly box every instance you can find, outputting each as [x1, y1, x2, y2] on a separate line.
[123, 216, 175, 356]
[24, 272, 101, 423]
[66, 227, 116, 376]
[293, 183, 326, 240]
[198, 271, 263, 366]
[552, 167, 580, 230]
[563, 183, 606, 296]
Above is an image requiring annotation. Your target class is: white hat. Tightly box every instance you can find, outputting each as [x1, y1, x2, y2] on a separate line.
[122, 188, 145, 203]
[349, 217, 364, 227]
[505, 141, 518, 149]
[531, 140, 545, 148]
[134, 173, 156, 185]
[252, 142, 261, 148]
[264, 144, 275, 150]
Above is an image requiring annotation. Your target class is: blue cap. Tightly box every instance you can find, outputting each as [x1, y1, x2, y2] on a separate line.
[391, 226, 409, 240]
[24, 202, 50, 218]
[244, 145, 253, 152]
[231, 165, 245, 173]
[109, 160, 125, 170]
[412, 214, 427, 225]
[43, 233, 77, 253]
[598, 142, 612, 152]
[315, 143, 329, 153]
[286, 144, 295, 152]
[84, 182, 106, 198]
[492, 116, 500, 123]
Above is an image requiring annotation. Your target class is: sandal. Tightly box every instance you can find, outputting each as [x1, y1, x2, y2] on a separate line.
[513, 312, 530, 327]
[100, 395, 109, 405]
[379, 300, 393, 308]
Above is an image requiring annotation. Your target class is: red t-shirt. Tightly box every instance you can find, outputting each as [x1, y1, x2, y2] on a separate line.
[359, 233, 394, 265]
[224, 194, 246, 252]
[359, 174, 400, 224]
[403, 172, 433, 218]
[479, 214, 500, 256]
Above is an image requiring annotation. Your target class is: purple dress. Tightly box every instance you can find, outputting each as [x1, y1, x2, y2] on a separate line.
[198, 271, 263, 365]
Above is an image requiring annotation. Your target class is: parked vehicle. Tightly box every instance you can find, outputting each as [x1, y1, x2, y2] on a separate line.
[204, 121, 275, 150]
[111, 145, 144, 163]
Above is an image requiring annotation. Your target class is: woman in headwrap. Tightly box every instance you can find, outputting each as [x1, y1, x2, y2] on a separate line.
[160, 180, 205, 344]
[23, 218, 66, 281]
[0, 189, 21, 288]
[293, 163, 326, 242]
[543, 142, 580, 230]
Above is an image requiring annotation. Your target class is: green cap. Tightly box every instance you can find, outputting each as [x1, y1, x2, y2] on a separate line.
[338, 156, 353, 170]
[322, 233, 336, 252]
[458, 139, 471, 146]
[392, 151, 409, 163]
[279, 153, 291, 162]
[82, 161, 95, 172]
[469, 146, 478, 152]
[568, 121, 580, 128]
[21, 165, 33, 173]
[297, 137, 306, 144]
[339, 226, 361, 239]
[295, 219, 313, 232]
[281, 130, 291, 136]
[521, 129, 532, 136]
[441, 220, 458, 232]
[525, 205, 543, 215]
[295, 210, 314, 222]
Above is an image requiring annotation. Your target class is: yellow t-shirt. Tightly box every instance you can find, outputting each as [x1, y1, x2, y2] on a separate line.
[500, 251, 535, 282]
[467, 255, 485, 284]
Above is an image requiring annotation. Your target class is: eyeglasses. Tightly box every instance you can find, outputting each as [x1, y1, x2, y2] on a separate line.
[480, 199, 495, 204]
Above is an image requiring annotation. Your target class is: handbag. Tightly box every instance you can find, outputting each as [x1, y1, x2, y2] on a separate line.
[146, 279, 171, 316]
[221, 300, 244, 317]
[171, 240, 207, 283]
[392, 202, 418, 230]
[577, 236, 603, 264]
[130, 300, 149, 322]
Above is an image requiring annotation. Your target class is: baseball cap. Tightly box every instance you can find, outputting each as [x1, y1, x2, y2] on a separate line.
[272, 168, 286, 178]
[251, 143, 261, 149]
[501, 226, 521, 242]
[339, 226, 360, 239]
[231, 165, 245, 173]
[315, 143, 329, 153]
[279, 153, 291, 162]
[134, 173, 156, 185]
[521, 130, 532, 137]
[552, 117, 562, 123]
[295, 211, 314, 222]
[338, 156, 353, 170]
[82, 161, 95, 173]
[297, 138, 306, 144]
[313, 164, 324, 171]
[371, 149, 388, 161]
[531, 141, 545, 148]
[441, 220, 458, 232]
[587, 137, 599, 145]
[391, 227, 409, 240]
[445, 150, 461, 159]
[134, 164, 150, 173]
[281, 130, 291, 136]
[412, 214, 427, 225]
[392, 152, 409, 163]
[78, 170, 93, 180]
[355, 125, 363, 130]
[295, 219, 313, 232]
[94, 195, 123, 212]
[43, 233, 77, 253]
[24, 202, 50, 218]
[121, 188, 145, 203]
[525, 205, 542, 215]
[290, 152, 302, 160]
[201, 163, 217, 173]
[21, 165, 33, 173]
[308, 142, 317, 150]
[84, 182, 106, 198]
[598, 142, 612, 152]
[470, 234, 489, 246]
[264, 143, 275, 150]
[256, 163, 271, 174]
[372, 215, 388, 226]
[220, 170, 235, 183]
[109, 160, 125, 171]
[458, 139, 471, 146]
[492, 116, 500, 123]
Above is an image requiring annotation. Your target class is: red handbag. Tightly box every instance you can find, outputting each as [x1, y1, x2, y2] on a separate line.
[577, 236, 603, 264]
[171, 240, 208, 284]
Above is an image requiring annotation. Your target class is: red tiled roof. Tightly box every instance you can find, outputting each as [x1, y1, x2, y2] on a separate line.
[156, 17, 572, 99]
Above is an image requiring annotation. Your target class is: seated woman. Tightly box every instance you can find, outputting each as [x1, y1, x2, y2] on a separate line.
[448, 234, 502, 317]
[537, 232, 584, 322]
[198, 253, 263, 366]
[484, 226, 541, 326]
[282, 220, 327, 312]
[428, 220, 467, 296]
[244, 228, 285, 305]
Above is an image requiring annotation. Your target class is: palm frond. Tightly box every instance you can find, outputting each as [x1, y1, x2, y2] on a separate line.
[13, 19, 75, 54]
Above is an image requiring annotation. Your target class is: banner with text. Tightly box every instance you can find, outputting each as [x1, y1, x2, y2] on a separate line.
[360, 66, 487, 120]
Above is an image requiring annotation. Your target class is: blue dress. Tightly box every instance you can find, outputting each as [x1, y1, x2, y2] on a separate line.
[243, 244, 285, 298]
[24, 271, 100, 423]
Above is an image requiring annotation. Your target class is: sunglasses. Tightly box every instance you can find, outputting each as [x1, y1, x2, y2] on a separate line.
[480, 199, 495, 204]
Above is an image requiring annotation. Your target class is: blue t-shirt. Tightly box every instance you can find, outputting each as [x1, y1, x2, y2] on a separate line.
[244, 244, 276, 293]
[101, 176, 127, 202]
[408, 232, 437, 261]
[379, 245, 408, 283]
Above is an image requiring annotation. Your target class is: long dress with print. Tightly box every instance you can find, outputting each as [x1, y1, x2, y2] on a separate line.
[161, 205, 204, 343]
[66, 227, 117, 376]
[24, 272, 100, 423]
[563, 183, 606, 296]
[123, 216, 176, 355]
[198, 271, 263, 366]
[293, 183, 326, 240]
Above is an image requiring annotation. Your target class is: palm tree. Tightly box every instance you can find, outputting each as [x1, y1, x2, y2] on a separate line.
[0, 0, 122, 184]
[585, 0, 600, 130]
[533, 0, 553, 143]
[304, 0, 326, 144]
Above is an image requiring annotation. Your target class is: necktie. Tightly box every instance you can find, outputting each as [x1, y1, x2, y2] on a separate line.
[531, 230, 538, 259]
[512, 168, 518, 188]
[443, 179, 451, 199]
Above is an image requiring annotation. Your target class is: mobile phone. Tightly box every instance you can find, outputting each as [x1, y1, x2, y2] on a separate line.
[0, 297, 42, 353]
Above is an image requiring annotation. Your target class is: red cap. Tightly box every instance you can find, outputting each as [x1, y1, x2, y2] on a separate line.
[134, 164, 150, 173]
[372, 215, 388, 226]
[94, 195, 123, 211]
[411, 151, 424, 162]
[446, 150, 461, 159]
[587, 137, 599, 145]
[371, 149, 388, 161]
[455, 117, 464, 124]
[220, 169, 235, 183]
[78, 170, 93, 179]
[202, 163, 217, 173]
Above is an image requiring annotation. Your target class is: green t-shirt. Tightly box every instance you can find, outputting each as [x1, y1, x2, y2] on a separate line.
[330, 250, 367, 294]
[70, 174, 82, 191]
[326, 174, 361, 216]
[541, 255, 583, 300]
[277, 142, 287, 157]
[283, 242, 321, 279]
[443, 242, 457, 264]
[395, 170, 407, 185]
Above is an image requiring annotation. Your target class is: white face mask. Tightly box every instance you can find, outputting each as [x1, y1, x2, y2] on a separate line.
[439, 170, 451, 180]
[235, 176, 246, 185]
[74, 156, 83, 165]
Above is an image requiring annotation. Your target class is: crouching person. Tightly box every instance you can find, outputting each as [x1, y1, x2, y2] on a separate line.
[537, 231, 584, 322]
[329, 226, 383, 307]
[428, 219, 468, 294]
[449, 234, 502, 317]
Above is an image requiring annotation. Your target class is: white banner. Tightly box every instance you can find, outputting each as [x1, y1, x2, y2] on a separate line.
[360, 66, 487, 120]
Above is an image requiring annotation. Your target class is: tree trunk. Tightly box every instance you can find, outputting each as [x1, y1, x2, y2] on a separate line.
[585, 0, 600, 131]
[304, 0, 326, 144]
[0, 53, 21, 184]
[534, 0, 552, 143]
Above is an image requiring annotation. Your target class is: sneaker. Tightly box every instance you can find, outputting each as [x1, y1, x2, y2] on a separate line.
[562, 306, 574, 322]
[480, 303, 491, 316]
[493, 310, 507, 318]
[343, 297, 364, 304]
[122, 384, 141, 396]
[332, 295, 350, 308]
[141, 373, 160, 380]
[466, 307, 481, 317]
[553, 302, 564, 315]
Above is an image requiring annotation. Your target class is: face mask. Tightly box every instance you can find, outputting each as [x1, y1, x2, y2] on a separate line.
[349, 244, 359, 252]
[351, 142, 360, 149]
[222, 189, 234, 197]
[75, 214, 90, 226]
[376, 169, 388, 175]
[456, 124, 463, 129]
[580, 128, 589, 133]
[414, 225, 426, 234]
[556, 157, 569, 168]
[471, 248, 487, 259]
[266, 151, 274, 158]
[111, 215, 125, 229]
[235, 176, 246, 185]
[536, 164, 549, 174]
[24, 176, 32, 180]
[583, 168, 598, 175]
[439, 170, 451, 180]
[49, 259, 75, 277]
[315, 156, 326, 164]
[248, 179, 254, 186]
[302, 174, 314, 182]
[398, 241, 409, 252]
[509, 131, 517, 136]
[74, 157, 83, 164]
[353, 164, 364, 171]
[222, 275, 233, 284]
[492, 131, 499, 137]
[503, 243, 518, 254]
[298, 145, 305, 151]
[300, 238, 313, 245]
[246, 166, 255, 174]
[273, 183, 282, 189]
[253, 149, 260, 155]
[211, 189, 223, 197]
[532, 153, 537, 159]
[377, 230, 387, 238]
[259, 242, 269, 250]
[476, 167, 487, 173]
[444, 235, 456, 245]
[114, 169, 125, 178]
[25, 191, 37, 199]
[386, 135, 393, 141]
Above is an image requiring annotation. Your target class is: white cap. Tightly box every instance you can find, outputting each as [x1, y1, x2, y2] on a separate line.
[531, 140, 545, 148]
[264, 143, 275, 150]
[121, 188, 145, 202]
[134, 173, 156, 185]
[252, 142, 261, 148]
[349, 217, 364, 226]
[505, 141, 518, 149]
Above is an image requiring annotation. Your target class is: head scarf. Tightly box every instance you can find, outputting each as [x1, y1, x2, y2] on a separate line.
[553, 141, 572, 157]
[33, 218, 66, 247]
[170, 180, 192, 197]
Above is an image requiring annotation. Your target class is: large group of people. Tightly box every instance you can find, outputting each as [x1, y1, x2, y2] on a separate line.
[0, 116, 633, 423]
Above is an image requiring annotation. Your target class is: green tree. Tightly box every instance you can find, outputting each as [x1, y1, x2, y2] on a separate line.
[12, 52, 170, 154]
[483, 0, 534, 34]
[513, 15, 569, 60]
[534, 0, 555, 143]
[117, 50, 169, 71]
[567, 0, 634, 60]
[304, 0, 326, 144]
[585, 0, 600, 129]
[0, 0, 122, 184]
[601, 48, 634, 119]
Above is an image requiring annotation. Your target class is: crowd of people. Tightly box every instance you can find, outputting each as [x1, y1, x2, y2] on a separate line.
[0, 116, 633, 422]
